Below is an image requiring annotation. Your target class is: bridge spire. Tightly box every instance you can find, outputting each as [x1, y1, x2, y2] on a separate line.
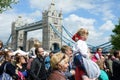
[51, 0, 55, 5]
[48, 0, 55, 11]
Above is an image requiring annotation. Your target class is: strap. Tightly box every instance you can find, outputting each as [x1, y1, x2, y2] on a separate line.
[0, 56, 4, 62]
[3, 63, 8, 72]
[36, 58, 42, 77]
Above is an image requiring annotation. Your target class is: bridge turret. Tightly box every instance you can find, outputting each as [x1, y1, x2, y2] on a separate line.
[14, 16, 25, 27]
[11, 16, 28, 50]
[59, 9, 63, 18]
[48, 0, 55, 12]
[42, 0, 63, 51]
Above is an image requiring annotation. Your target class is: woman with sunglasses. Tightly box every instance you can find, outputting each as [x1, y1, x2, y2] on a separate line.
[48, 52, 69, 80]
[0, 50, 19, 80]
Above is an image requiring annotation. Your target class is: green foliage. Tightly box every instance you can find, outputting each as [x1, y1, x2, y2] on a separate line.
[0, 0, 18, 13]
[111, 19, 120, 50]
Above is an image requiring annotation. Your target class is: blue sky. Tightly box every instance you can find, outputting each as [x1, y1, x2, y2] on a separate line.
[0, 0, 120, 46]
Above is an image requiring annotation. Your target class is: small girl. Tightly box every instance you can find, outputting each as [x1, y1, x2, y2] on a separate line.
[72, 28, 100, 80]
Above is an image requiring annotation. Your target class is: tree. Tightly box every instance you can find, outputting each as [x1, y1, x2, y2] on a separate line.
[111, 19, 120, 50]
[0, 0, 18, 13]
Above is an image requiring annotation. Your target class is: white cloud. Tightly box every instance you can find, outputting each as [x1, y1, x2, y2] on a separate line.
[101, 4, 115, 21]
[30, 10, 42, 18]
[0, 13, 16, 43]
[64, 14, 95, 31]
[0, 11, 37, 43]
[29, 0, 96, 13]
[29, 0, 51, 10]
[89, 1, 115, 21]
[99, 20, 115, 31]
[29, 0, 115, 21]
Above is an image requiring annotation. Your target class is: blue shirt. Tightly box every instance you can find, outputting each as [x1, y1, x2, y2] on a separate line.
[98, 70, 109, 80]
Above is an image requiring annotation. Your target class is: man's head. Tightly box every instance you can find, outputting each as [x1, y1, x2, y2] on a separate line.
[97, 48, 102, 53]
[113, 50, 120, 59]
[35, 47, 44, 57]
[61, 45, 73, 58]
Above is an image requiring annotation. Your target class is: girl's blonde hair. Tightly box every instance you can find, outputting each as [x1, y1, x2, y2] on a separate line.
[34, 41, 41, 48]
[77, 28, 89, 36]
[96, 60, 104, 70]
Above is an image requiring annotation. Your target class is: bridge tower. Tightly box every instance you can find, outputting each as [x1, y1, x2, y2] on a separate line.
[11, 16, 26, 50]
[42, 0, 63, 51]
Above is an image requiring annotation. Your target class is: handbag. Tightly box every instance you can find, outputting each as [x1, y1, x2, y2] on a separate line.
[0, 63, 13, 80]
[82, 57, 100, 79]
[74, 53, 86, 72]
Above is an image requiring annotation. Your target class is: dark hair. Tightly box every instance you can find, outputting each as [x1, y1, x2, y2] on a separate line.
[16, 56, 21, 63]
[96, 47, 102, 51]
[4, 50, 12, 59]
[108, 54, 112, 59]
[0, 51, 4, 55]
[35, 47, 43, 56]
[16, 56, 24, 63]
[0, 40, 3, 48]
[113, 50, 120, 58]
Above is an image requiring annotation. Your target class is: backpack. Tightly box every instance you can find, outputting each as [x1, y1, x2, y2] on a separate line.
[0, 63, 13, 80]
[74, 53, 86, 71]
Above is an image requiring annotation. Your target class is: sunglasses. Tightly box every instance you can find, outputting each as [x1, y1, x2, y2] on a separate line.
[56, 54, 65, 65]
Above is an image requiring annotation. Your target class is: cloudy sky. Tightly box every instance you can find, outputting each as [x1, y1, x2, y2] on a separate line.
[0, 0, 120, 47]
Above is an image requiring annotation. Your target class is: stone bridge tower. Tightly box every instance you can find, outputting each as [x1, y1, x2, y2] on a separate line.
[42, 1, 63, 51]
[11, 16, 26, 50]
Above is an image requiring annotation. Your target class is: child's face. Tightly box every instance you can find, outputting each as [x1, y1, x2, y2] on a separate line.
[84, 34, 88, 41]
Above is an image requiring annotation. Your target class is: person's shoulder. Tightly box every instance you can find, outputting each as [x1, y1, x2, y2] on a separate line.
[113, 59, 120, 64]
[48, 70, 66, 80]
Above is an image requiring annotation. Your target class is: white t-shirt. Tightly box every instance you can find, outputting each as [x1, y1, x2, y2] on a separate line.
[73, 40, 90, 58]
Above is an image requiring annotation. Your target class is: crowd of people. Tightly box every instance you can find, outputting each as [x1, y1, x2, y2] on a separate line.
[0, 28, 120, 80]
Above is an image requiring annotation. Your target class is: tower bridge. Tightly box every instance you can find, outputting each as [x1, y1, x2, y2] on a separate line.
[11, 1, 62, 51]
